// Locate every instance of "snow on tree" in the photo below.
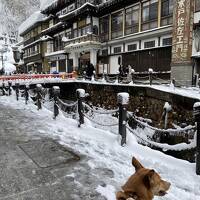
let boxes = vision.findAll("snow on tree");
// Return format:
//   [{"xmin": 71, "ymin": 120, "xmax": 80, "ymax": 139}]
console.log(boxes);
[{"xmin": 0, "ymin": 0, "xmax": 40, "ymax": 37}]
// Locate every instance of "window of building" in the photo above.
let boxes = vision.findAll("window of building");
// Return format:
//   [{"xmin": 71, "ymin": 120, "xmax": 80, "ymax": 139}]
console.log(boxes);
[
  {"xmin": 61, "ymin": 7, "xmax": 68, "ymax": 15},
  {"xmin": 24, "ymin": 32, "xmax": 31, "ymax": 41},
  {"xmin": 68, "ymin": 3, "xmax": 75, "ymax": 11},
  {"xmin": 99, "ymin": 16, "xmax": 109, "ymax": 42},
  {"xmin": 161, "ymin": 0, "xmax": 174, "ymax": 26},
  {"xmin": 42, "ymin": 22, "xmax": 49, "ymax": 31},
  {"xmin": 125, "ymin": 5, "xmax": 140, "ymax": 35},
  {"xmin": 195, "ymin": 0, "xmax": 200, "ymax": 12},
  {"xmin": 54, "ymin": 35, "xmax": 64, "ymax": 51},
  {"xmin": 111, "ymin": 11, "xmax": 123, "ymax": 39},
  {"xmin": 65, "ymin": 31, "xmax": 72, "ymax": 39},
  {"xmin": 144, "ymin": 40, "xmax": 155, "ymax": 48},
  {"xmin": 73, "ymin": 19, "xmax": 91, "ymax": 38},
  {"xmin": 162, "ymin": 37, "xmax": 172, "ymax": 46},
  {"xmin": 51, "ymin": 61, "xmax": 57, "ymax": 68},
  {"xmin": 142, "ymin": 0, "xmax": 158, "ymax": 31},
  {"xmin": 113, "ymin": 46, "xmax": 122, "ymax": 54},
  {"xmin": 33, "ymin": 27, "xmax": 38, "ymax": 37},
  {"xmin": 59, "ymin": 59, "xmax": 66, "ymax": 72},
  {"xmin": 127, "ymin": 44, "xmax": 137, "ymax": 51}
]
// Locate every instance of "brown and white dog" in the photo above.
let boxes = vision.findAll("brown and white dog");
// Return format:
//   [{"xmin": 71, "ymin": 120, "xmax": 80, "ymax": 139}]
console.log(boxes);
[{"xmin": 116, "ymin": 157, "xmax": 171, "ymax": 200}]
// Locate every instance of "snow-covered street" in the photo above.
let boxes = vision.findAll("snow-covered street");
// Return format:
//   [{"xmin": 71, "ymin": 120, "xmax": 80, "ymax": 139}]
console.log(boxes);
[{"xmin": 0, "ymin": 94, "xmax": 200, "ymax": 200}]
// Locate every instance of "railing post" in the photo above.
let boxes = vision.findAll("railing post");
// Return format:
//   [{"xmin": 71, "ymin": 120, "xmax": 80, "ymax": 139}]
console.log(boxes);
[
  {"xmin": 52, "ymin": 86, "xmax": 60, "ymax": 119},
  {"xmin": 162, "ymin": 102, "xmax": 172, "ymax": 129},
  {"xmin": 25, "ymin": 84, "xmax": 29, "ymax": 105},
  {"xmin": 76, "ymin": 89, "xmax": 85, "ymax": 127},
  {"xmin": 118, "ymin": 92, "xmax": 129, "ymax": 146},
  {"xmin": 36, "ymin": 84, "xmax": 42, "ymax": 110},
  {"xmin": 149, "ymin": 68, "xmax": 153, "ymax": 86},
  {"xmin": 194, "ymin": 102, "xmax": 200, "ymax": 175},
  {"xmin": 8, "ymin": 81, "xmax": 12, "ymax": 96},
  {"xmin": 15, "ymin": 82, "xmax": 19, "ymax": 101}
]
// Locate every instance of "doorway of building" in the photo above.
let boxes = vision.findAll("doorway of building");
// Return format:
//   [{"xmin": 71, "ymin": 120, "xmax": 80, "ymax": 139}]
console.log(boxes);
[
  {"xmin": 78, "ymin": 52, "xmax": 90, "ymax": 75},
  {"xmin": 67, "ymin": 59, "xmax": 73, "ymax": 73},
  {"xmin": 195, "ymin": 58, "xmax": 200, "ymax": 74}
]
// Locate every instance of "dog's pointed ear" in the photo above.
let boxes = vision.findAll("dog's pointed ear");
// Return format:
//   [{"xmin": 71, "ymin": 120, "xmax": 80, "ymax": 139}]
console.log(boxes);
[
  {"xmin": 143, "ymin": 170, "xmax": 155, "ymax": 189},
  {"xmin": 132, "ymin": 157, "xmax": 144, "ymax": 171}
]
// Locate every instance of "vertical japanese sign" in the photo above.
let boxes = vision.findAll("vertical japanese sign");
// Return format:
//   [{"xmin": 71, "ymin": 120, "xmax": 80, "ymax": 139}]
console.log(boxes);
[{"xmin": 172, "ymin": 0, "xmax": 194, "ymax": 64}]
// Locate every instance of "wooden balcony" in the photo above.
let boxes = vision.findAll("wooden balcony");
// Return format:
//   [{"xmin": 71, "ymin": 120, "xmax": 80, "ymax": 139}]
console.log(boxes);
[
  {"xmin": 65, "ymin": 34, "xmax": 99, "ymax": 45},
  {"xmin": 64, "ymin": 34, "xmax": 101, "ymax": 53}
]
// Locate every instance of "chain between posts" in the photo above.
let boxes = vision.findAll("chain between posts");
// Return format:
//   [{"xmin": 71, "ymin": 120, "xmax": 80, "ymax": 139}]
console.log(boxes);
[
  {"xmin": 128, "ymin": 112, "xmax": 196, "ymax": 135},
  {"xmin": 126, "ymin": 125, "xmax": 196, "ymax": 151},
  {"xmin": 83, "ymin": 103, "xmax": 119, "ymax": 115}
]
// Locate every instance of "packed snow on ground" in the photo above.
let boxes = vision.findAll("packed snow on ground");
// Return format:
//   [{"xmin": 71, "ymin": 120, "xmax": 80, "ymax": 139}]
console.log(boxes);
[{"xmin": 0, "ymin": 93, "xmax": 200, "ymax": 200}]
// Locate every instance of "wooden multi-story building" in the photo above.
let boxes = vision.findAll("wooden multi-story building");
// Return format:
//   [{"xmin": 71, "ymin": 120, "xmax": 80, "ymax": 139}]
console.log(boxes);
[
  {"xmin": 18, "ymin": 0, "xmax": 199, "ymax": 85},
  {"xmin": 19, "ymin": 11, "xmax": 50, "ymax": 73}
]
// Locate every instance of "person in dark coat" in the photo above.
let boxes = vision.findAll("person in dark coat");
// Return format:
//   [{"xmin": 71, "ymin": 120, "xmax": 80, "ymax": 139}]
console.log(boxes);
[{"xmin": 86, "ymin": 62, "xmax": 95, "ymax": 79}]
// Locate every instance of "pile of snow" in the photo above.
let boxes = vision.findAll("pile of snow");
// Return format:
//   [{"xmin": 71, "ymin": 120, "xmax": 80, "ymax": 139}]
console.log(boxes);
[
  {"xmin": 163, "ymin": 102, "xmax": 172, "ymax": 112},
  {"xmin": 0, "ymin": 94, "xmax": 200, "ymax": 200},
  {"xmin": 117, "ymin": 92, "xmax": 129, "ymax": 105}
]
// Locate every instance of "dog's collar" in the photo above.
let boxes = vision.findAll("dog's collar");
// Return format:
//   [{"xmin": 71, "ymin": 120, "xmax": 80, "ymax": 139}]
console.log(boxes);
[
  {"xmin": 127, "ymin": 193, "xmax": 139, "ymax": 200},
  {"xmin": 127, "ymin": 197, "xmax": 138, "ymax": 200}
]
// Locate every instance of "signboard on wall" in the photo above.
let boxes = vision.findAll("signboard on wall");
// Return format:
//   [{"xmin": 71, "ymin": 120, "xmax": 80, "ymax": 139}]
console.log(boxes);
[{"xmin": 172, "ymin": 0, "xmax": 194, "ymax": 64}]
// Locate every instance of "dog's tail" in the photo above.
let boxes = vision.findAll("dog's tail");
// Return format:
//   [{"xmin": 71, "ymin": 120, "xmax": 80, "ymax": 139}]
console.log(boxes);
[{"xmin": 132, "ymin": 157, "xmax": 144, "ymax": 171}]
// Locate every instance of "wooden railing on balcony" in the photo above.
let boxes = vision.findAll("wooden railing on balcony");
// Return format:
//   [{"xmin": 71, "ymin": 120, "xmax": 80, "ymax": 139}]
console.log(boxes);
[{"xmin": 65, "ymin": 34, "xmax": 100, "ymax": 46}]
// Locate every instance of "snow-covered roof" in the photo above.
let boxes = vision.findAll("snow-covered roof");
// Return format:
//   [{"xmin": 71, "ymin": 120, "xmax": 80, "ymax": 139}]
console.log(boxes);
[
  {"xmin": 59, "ymin": 2, "xmax": 96, "ymax": 19},
  {"xmin": 40, "ymin": 0, "xmax": 59, "ymax": 12},
  {"xmin": 18, "ymin": 11, "xmax": 47, "ymax": 36}
]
